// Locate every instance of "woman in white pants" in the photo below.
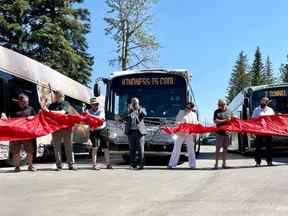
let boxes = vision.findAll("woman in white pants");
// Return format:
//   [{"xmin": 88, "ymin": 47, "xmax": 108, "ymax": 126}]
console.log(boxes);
[{"xmin": 168, "ymin": 102, "xmax": 198, "ymax": 169}]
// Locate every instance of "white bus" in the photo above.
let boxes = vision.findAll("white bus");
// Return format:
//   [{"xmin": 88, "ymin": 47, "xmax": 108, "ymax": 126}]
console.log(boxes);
[
  {"xmin": 0, "ymin": 46, "xmax": 93, "ymax": 164},
  {"xmin": 228, "ymin": 83, "xmax": 288, "ymax": 153},
  {"xmin": 95, "ymin": 69, "xmax": 199, "ymax": 159}
]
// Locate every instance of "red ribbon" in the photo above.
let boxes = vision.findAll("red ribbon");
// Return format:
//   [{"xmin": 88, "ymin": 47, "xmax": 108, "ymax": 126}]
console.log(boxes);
[
  {"xmin": 0, "ymin": 111, "xmax": 104, "ymax": 141},
  {"xmin": 162, "ymin": 115, "xmax": 288, "ymax": 136}
]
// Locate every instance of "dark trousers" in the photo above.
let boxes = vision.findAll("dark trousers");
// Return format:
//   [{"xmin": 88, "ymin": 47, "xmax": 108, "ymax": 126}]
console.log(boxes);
[
  {"xmin": 255, "ymin": 136, "xmax": 272, "ymax": 164},
  {"xmin": 128, "ymin": 130, "xmax": 145, "ymax": 168}
]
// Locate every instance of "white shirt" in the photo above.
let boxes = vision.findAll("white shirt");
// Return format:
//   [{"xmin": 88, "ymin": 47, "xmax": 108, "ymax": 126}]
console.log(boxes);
[
  {"xmin": 252, "ymin": 106, "xmax": 275, "ymax": 118},
  {"xmin": 176, "ymin": 110, "xmax": 198, "ymax": 124}
]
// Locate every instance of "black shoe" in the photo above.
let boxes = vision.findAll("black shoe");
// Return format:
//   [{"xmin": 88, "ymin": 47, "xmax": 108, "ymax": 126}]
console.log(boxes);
[
  {"xmin": 68, "ymin": 165, "xmax": 77, "ymax": 170},
  {"xmin": 137, "ymin": 166, "xmax": 144, "ymax": 170},
  {"xmin": 14, "ymin": 167, "xmax": 21, "ymax": 172},
  {"xmin": 28, "ymin": 166, "xmax": 37, "ymax": 172},
  {"xmin": 106, "ymin": 164, "xmax": 113, "ymax": 169},
  {"xmin": 255, "ymin": 163, "xmax": 261, "ymax": 167},
  {"xmin": 267, "ymin": 162, "xmax": 273, "ymax": 166},
  {"xmin": 56, "ymin": 166, "xmax": 63, "ymax": 171}
]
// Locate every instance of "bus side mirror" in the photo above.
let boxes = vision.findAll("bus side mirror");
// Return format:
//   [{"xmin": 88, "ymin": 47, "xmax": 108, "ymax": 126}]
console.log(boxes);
[
  {"xmin": 244, "ymin": 97, "xmax": 249, "ymax": 107},
  {"xmin": 94, "ymin": 83, "xmax": 100, "ymax": 97}
]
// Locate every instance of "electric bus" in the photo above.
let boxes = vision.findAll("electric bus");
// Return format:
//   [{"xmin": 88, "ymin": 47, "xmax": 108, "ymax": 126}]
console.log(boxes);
[{"xmin": 228, "ymin": 83, "xmax": 288, "ymax": 153}]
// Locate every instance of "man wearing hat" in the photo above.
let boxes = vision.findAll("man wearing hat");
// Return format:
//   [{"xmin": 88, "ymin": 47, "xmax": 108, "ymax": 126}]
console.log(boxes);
[
  {"xmin": 252, "ymin": 96, "xmax": 275, "ymax": 166},
  {"xmin": 45, "ymin": 90, "xmax": 76, "ymax": 170},
  {"xmin": 1, "ymin": 93, "xmax": 36, "ymax": 172},
  {"xmin": 87, "ymin": 97, "xmax": 112, "ymax": 170}
]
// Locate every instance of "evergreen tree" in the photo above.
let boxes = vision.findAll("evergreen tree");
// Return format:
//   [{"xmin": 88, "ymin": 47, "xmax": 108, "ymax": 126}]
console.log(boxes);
[
  {"xmin": 0, "ymin": 0, "xmax": 93, "ymax": 85},
  {"xmin": 280, "ymin": 55, "xmax": 288, "ymax": 83},
  {"xmin": 104, "ymin": 0, "xmax": 159, "ymax": 70},
  {"xmin": 264, "ymin": 56, "xmax": 274, "ymax": 84},
  {"xmin": 227, "ymin": 51, "xmax": 250, "ymax": 102},
  {"xmin": 250, "ymin": 47, "xmax": 265, "ymax": 86}
]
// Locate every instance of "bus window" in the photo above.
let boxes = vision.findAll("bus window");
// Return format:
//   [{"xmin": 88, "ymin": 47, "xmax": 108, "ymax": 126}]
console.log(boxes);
[{"xmin": 7, "ymin": 76, "xmax": 39, "ymax": 115}]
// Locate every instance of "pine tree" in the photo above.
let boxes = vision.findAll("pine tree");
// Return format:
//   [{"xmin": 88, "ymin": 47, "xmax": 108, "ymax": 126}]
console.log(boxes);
[
  {"xmin": 280, "ymin": 55, "xmax": 288, "ymax": 83},
  {"xmin": 104, "ymin": 0, "xmax": 159, "ymax": 70},
  {"xmin": 250, "ymin": 47, "xmax": 265, "ymax": 86},
  {"xmin": 0, "ymin": 0, "xmax": 93, "ymax": 85},
  {"xmin": 227, "ymin": 51, "xmax": 250, "ymax": 102},
  {"xmin": 264, "ymin": 56, "xmax": 274, "ymax": 84}
]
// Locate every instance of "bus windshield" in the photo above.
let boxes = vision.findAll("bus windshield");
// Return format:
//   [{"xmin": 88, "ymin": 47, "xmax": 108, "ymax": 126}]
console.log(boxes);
[
  {"xmin": 108, "ymin": 73, "xmax": 187, "ymax": 119},
  {"xmin": 252, "ymin": 87, "xmax": 288, "ymax": 114}
]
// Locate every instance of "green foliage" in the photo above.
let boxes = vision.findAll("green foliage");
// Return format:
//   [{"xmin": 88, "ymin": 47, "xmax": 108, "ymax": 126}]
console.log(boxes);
[
  {"xmin": 0, "ymin": 0, "xmax": 93, "ymax": 85},
  {"xmin": 280, "ymin": 55, "xmax": 288, "ymax": 83},
  {"xmin": 264, "ymin": 56, "xmax": 274, "ymax": 84},
  {"xmin": 104, "ymin": 0, "xmax": 160, "ymax": 70},
  {"xmin": 227, "ymin": 51, "xmax": 250, "ymax": 102},
  {"xmin": 250, "ymin": 47, "xmax": 265, "ymax": 86}
]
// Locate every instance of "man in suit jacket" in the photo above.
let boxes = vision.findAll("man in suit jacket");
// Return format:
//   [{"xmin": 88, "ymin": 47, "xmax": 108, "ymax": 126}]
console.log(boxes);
[{"xmin": 125, "ymin": 97, "xmax": 147, "ymax": 170}]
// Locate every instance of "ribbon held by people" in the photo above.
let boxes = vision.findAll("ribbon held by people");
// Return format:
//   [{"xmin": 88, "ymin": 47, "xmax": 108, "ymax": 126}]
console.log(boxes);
[
  {"xmin": 162, "ymin": 114, "xmax": 288, "ymax": 136},
  {"xmin": 0, "ymin": 110, "xmax": 104, "ymax": 141}
]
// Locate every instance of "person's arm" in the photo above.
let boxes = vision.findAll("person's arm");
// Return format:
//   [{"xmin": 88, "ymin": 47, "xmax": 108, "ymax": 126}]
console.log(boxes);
[
  {"xmin": 251, "ymin": 108, "xmax": 258, "ymax": 118},
  {"xmin": 139, "ymin": 108, "xmax": 146, "ymax": 121}
]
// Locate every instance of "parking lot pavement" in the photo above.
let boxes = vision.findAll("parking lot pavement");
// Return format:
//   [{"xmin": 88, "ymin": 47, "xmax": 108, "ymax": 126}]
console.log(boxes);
[{"xmin": 1, "ymin": 146, "xmax": 288, "ymax": 216}]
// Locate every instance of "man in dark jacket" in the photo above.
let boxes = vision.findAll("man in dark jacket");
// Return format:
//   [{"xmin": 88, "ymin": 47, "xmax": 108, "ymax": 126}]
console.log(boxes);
[{"xmin": 125, "ymin": 97, "xmax": 147, "ymax": 170}]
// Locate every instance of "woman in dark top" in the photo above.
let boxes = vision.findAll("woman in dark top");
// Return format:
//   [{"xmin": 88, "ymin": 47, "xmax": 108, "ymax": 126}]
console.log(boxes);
[{"xmin": 125, "ymin": 97, "xmax": 147, "ymax": 170}]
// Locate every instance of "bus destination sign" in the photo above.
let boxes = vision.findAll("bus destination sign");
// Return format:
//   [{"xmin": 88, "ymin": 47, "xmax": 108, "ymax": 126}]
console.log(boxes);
[
  {"xmin": 121, "ymin": 77, "xmax": 175, "ymax": 86},
  {"xmin": 269, "ymin": 89, "xmax": 286, "ymax": 97}
]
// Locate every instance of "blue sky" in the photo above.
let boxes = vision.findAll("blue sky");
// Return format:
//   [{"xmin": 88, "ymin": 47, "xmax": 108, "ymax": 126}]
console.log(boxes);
[{"xmin": 83, "ymin": 0, "xmax": 288, "ymax": 122}]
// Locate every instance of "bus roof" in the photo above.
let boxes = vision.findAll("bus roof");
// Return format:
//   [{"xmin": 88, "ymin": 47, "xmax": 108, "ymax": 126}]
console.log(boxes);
[
  {"xmin": 245, "ymin": 83, "xmax": 288, "ymax": 93},
  {"xmin": 108, "ymin": 69, "xmax": 191, "ymax": 82},
  {"xmin": 0, "ymin": 46, "xmax": 93, "ymax": 103}
]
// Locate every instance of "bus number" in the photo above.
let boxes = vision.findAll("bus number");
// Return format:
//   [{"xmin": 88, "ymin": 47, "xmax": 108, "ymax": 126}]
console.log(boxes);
[{"xmin": 269, "ymin": 90, "xmax": 286, "ymax": 97}]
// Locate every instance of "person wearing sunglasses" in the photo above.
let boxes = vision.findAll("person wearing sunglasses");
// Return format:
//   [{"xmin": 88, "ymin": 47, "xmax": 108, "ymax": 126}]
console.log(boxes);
[{"xmin": 168, "ymin": 102, "xmax": 198, "ymax": 169}]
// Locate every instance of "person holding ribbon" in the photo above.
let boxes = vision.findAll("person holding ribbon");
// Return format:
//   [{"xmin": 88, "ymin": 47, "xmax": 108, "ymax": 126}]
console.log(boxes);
[
  {"xmin": 168, "ymin": 102, "xmax": 198, "ymax": 169},
  {"xmin": 252, "ymin": 97, "xmax": 275, "ymax": 167},
  {"xmin": 1, "ymin": 94, "xmax": 36, "ymax": 172},
  {"xmin": 213, "ymin": 99, "xmax": 232, "ymax": 169},
  {"xmin": 87, "ymin": 97, "xmax": 112, "ymax": 170}
]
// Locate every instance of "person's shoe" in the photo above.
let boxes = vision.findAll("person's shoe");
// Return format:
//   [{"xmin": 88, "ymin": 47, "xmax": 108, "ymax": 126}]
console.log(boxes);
[
  {"xmin": 56, "ymin": 166, "xmax": 63, "ymax": 171},
  {"xmin": 213, "ymin": 164, "xmax": 218, "ymax": 170},
  {"xmin": 189, "ymin": 167, "xmax": 196, "ymax": 170},
  {"xmin": 92, "ymin": 165, "xmax": 101, "ymax": 170},
  {"xmin": 167, "ymin": 166, "xmax": 173, "ymax": 169},
  {"xmin": 129, "ymin": 166, "xmax": 137, "ymax": 170},
  {"xmin": 28, "ymin": 166, "xmax": 37, "ymax": 172},
  {"xmin": 68, "ymin": 165, "xmax": 77, "ymax": 170},
  {"xmin": 267, "ymin": 162, "xmax": 273, "ymax": 166},
  {"xmin": 255, "ymin": 163, "xmax": 261, "ymax": 167},
  {"xmin": 222, "ymin": 164, "xmax": 228, "ymax": 169},
  {"xmin": 14, "ymin": 167, "xmax": 21, "ymax": 172},
  {"xmin": 137, "ymin": 166, "xmax": 144, "ymax": 170},
  {"xmin": 106, "ymin": 164, "xmax": 113, "ymax": 169}
]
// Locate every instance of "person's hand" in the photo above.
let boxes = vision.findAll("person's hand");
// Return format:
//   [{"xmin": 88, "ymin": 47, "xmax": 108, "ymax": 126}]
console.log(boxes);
[
  {"xmin": 1, "ymin": 113, "xmax": 8, "ymax": 121},
  {"xmin": 42, "ymin": 105, "xmax": 49, "ymax": 112},
  {"xmin": 27, "ymin": 116, "xmax": 34, "ymax": 120}
]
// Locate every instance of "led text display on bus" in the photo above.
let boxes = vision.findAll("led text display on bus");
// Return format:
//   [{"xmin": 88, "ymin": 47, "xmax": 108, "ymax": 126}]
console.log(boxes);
[{"xmin": 121, "ymin": 77, "xmax": 175, "ymax": 86}]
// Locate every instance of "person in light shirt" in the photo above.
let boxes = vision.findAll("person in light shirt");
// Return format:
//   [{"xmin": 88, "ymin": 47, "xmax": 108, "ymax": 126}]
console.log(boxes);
[
  {"xmin": 252, "ymin": 96, "xmax": 275, "ymax": 167},
  {"xmin": 87, "ymin": 97, "xmax": 112, "ymax": 170},
  {"xmin": 168, "ymin": 102, "xmax": 198, "ymax": 169}
]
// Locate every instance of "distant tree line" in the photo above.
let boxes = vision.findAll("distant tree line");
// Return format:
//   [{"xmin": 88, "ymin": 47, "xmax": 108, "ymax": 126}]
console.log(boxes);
[{"xmin": 227, "ymin": 46, "xmax": 288, "ymax": 102}]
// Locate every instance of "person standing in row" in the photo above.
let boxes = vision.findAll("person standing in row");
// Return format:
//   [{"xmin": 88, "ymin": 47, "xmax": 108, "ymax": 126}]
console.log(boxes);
[
  {"xmin": 1, "ymin": 94, "xmax": 36, "ymax": 172},
  {"xmin": 44, "ymin": 90, "xmax": 76, "ymax": 171},
  {"xmin": 125, "ymin": 98, "xmax": 147, "ymax": 170},
  {"xmin": 87, "ymin": 97, "xmax": 112, "ymax": 170},
  {"xmin": 213, "ymin": 99, "xmax": 232, "ymax": 169},
  {"xmin": 168, "ymin": 102, "xmax": 198, "ymax": 169},
  {"xmin": 252, "ymin": 97, "xmax": 275, "ymax": 167}
]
